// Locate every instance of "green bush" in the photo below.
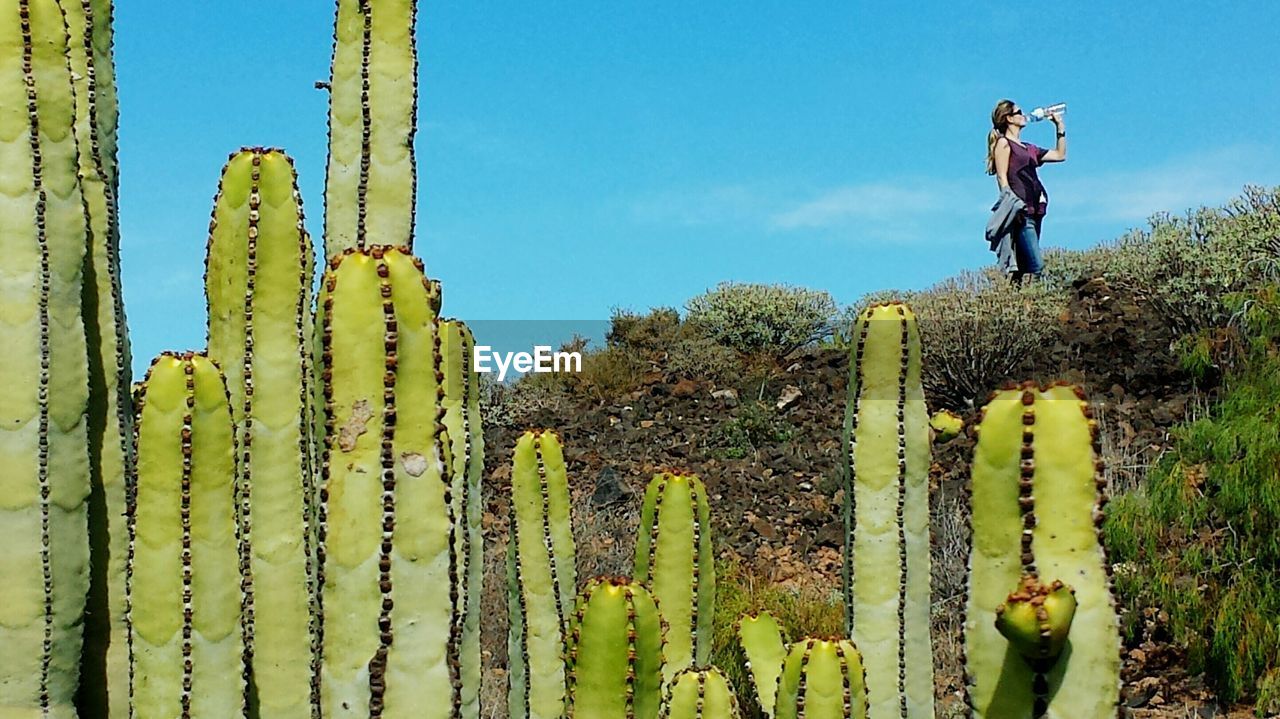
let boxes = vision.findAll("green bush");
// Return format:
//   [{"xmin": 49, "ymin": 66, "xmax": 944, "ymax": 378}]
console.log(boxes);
[
  {"xmin": 574, "ymin": 345, "xmax": 647, "ymax": 401},
  {"xmin": 1108, "ymin": 284, "xmax": 1280, "ymax": 713},
  {"xmin": 1074, "ymin": 185, "xmax": 1280, "ymax": 334},
  {"xmin": 686, "ymin": 282, "xmax": 837, "ymax": 360},
  {"xmin": 666, "ymin": 336, "xmax": 743, "ymax": 384}
]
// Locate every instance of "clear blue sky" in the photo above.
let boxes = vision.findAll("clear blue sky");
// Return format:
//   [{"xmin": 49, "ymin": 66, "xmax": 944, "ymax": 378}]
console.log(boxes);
[{"xmin": 116, "ymin": 2, "xmax": 1280, "ymax": 376}]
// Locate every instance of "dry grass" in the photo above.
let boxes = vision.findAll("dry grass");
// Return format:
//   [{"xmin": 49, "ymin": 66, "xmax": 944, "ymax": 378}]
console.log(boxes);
[
  {"xmin": 478, "ymin": 468, "xmax": 642, "ymax": 718},
  {"xmin": 930, "ymin": 481, "xmax": 970, "ymax": 705}
]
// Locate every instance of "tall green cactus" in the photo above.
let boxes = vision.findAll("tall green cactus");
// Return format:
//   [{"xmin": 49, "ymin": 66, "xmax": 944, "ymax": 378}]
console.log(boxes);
[
  {"xmin": 774, "ymin": 638, "xmax": 869, "ymax": 719},
  {"xmin": 658, "ymin": 666, "xmax": 741, "ymax": 719},
  {"xmin": 964, "ymin": 382, "xmax": 1120, "ymax": 719},
  {"xmin": 205, "ymin": 147, "xmax": 318, "ymax": 718},
  {"xmin": 736, "ymin": 612, "xmax": 787, "ymax": 719},
  {"xmin": 129, "ymin": 353, "xmax": 246, "ymax": 718},
  {"xmin": 316, "ymin": 245, "xmax": 459, "ymax": 718},
  {"xmin": 440, "ymin": 319, "xmax": 484, "ymax": 719},
  {"xmin": 506, "ymin": 429, "xmax": 577, "ymax": 719},
  {"xmin": 0, "ymin": 1, "xmax": 93, "ymax": 714},
  {"xmin": 323, "ymin": 0, "xmax": 418, "ymax": 258},
  {"xmin": 840, "ymin": 302, "xmax": 933, "ymax": 718},
  {"xmin": 565, "ymin": 577, "xmax": 666, "ymax": 719},
  {"xmin": 59, "ymin": 0, "xmax": 134, "ymax": 715},
  {"xmin": 634, "ymin": 472, "xmax": 715, "ymax": 681}
]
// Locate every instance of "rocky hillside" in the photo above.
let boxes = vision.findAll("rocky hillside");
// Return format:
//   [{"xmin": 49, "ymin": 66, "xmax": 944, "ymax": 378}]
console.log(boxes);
[{"xmin": 475, "ymin": 274, "xmax": 1256, "ymax": 718}]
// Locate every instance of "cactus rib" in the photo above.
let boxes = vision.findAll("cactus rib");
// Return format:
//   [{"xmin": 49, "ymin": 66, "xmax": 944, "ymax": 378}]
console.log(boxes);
[
  {"xmin": 323, "ymin": 0, "xmax": 418, "ymax": 258},
  {"xmin": 0, "ymin": 1, "xmax": 92, "ymax": 713},
  {"xmin": 735, "ymin": 612, "xmax": 787, "ymax": 719},
  {"xmin": 506, "ymin": 429, "xmax": 576, "ymax": 719},
  {"xmin": 441, "ymin": 319, "xmax": 484, "ymax": 719},
  {"xmin": 775, "ymin": 638, "xmax": 868, "ymax": 719},
  {"xmin": 63, "ymin": 0, "xmax": 135, "ymax": 713},
  {"xmin": 634, "ymin": 472, "xmax": 715, "ymax": 679},
  {"xmin": 129, "ymin": 353, "xmax": 246, "ymax": 719},
  {"xmin": 840, "ymin": 303, "xmax": 933, "ymax": 718},
  {"xmin": 205, "ymin": 147, "xmax": 319, "ymax": 718},
  {"xmin": 565, "ymin": 577, "xmax": 666, "ymax": 719},
  {"xmin": 317, "ymin": 246, "xmax": 457, "ymax": 719},
  {"xmin": 964, "ymin": 382, "xmax": 1121, "ymax": 719},
  {"xmin": 658, "ymin": 666, "xmax": 741, "ymax": 719}
]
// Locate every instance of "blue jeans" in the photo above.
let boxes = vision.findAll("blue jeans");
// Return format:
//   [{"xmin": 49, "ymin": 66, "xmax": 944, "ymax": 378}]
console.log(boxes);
[{"xmin": 1011, "ymin": 214, "xmax": 1044, "ymax": 281}]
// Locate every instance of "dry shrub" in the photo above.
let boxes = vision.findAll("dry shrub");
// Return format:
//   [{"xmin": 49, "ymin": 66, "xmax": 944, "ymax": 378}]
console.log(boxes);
[
  {"xmin": 609, "ymin": 306, "xmax": 746, "ymax": 382},
  {"xmin": 1076, "ymin": 185, "xmax": 1280, "ymax": 334},
  {"xmin": 909, "ymin": 268, "xmax": 1067, "ymax": 410},
  {"xmin": 573, "ymin": 346, "xmax": 646, "ymax": 401}
]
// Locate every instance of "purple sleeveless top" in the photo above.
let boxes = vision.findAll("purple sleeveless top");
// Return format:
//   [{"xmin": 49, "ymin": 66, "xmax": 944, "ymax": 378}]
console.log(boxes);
[{"xmin": 1006, "ymin": 139, "xmax": 1048, "ymax": 216}]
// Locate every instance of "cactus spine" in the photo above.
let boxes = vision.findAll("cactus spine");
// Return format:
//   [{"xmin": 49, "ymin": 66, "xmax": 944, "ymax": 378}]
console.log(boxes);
[
  {"xmin": 634, "ymin": 471, "xmax": 715, "ymax": 680},
  {"xmin": 205, "ymin": 148, "xmax": 318, "ymax": 718},
  {"xmin": 440, "ymin": 319, "xmax": 484, "ymax": 719},
  {"xmin": 0, "ymin": 1, "xmax": 93, "ymax": 714},
  {"xmin": 129, "ymin": 353, "xmax": 246, "ymax": 718},
  {"xmin": 317, "ymin": 246, "xmax": 458, "ymax": 719},
  {"xmin": 840, "ymin": 302, "xmax": 933, "ymax": 718},
  {"xmin": 658, "ymin": 666, "xmax": 741, "ymax": 719},
  {"xmin": 774, "ymin": 639, "xmax": 869, "ymax": 719},
  {"xmin": 964, "ymin": 382, "xmax": 1120, "ymax": 719},
  {"xmin": 736, "ymin": 612, "xmax": 787, "ymax": 719},
  {"xmin": 506, "ymin": 429, "xmax": 576, "ymax": 719},
  {"xmin": 565, "ymin": 577, "xmax": 666, "ymax": 719},
  {"xmin": 323, "ymin": 0, "xmax": 418, "ymax": 258}
]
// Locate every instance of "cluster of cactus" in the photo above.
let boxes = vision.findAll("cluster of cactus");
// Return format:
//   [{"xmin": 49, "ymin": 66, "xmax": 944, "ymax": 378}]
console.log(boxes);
[
  {"xmin": 0, "ymin": 1, "xmax": 1130, "ymax": 718},
  {"xmin": 502, "ymin": 430, "xmax": 880, "ymax": 719},
  {"xmin": 2, "ymin": 0, "xmax": 492, "ymax": 716}
]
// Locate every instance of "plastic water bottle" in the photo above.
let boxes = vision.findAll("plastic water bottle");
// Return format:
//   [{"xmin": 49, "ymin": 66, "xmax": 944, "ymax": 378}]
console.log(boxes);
[{"xmin": 1029, "ymin": 103, "xmax": 1067, "ymax": 122}]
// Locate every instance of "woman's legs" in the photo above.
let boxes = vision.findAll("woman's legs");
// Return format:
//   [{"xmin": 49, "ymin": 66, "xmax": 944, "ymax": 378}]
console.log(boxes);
[{"xmin": 1013, "ymin": 215, "xmax": 1045, "ymax": 281}]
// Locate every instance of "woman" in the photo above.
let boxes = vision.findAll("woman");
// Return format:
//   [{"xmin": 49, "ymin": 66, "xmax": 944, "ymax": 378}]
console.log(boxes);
[{"xmin": 986, "ymin": 99, "xmax": 1066, "ymax": 282}]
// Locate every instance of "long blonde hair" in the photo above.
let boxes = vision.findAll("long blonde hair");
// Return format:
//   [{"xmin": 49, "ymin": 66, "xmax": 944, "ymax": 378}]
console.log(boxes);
[{"xmin": 985, "ymin": 99, "xmax": 1017, "ymax": 175}]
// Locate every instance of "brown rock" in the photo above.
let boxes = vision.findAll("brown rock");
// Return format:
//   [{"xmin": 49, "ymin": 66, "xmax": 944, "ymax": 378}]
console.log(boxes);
[{"xmin": 672, "ymin": 378, "xmax": 698, "ymax": 398}]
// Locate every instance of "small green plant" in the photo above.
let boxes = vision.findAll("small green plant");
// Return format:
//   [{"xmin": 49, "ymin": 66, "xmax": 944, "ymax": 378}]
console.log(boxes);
[{"xmin": 709, "ymin": 402, "xmax": 794, "ymax": 460}]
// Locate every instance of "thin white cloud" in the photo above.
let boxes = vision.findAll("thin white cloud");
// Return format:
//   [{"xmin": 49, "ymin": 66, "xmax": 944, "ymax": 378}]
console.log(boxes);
[
  {"xmin": 1050, "ymin": 144, "xmax": 1279, "ymax": 224},
  {"xmin": 629, "ymin": 183, "xmax": 772, "ymax": 227},
  {"xmin": 627, "ymin": 143, "xmax": 1279, "ymax": 243},
  {"xmin": 769, "ymin": 181, "xmax": 970, "ymax": 229}
]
